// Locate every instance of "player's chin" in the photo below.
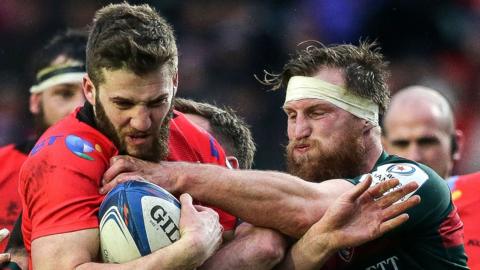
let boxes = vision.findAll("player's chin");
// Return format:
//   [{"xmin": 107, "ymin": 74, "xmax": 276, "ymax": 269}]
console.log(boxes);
[{"xmin": 126, "ymin": 146, "xmax": 153, "ymax": 159}]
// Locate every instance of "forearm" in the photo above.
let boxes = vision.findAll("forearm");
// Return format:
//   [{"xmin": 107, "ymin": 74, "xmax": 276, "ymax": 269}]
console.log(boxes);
[
  {"xmin": 199, "ymin": 224, "xmax": 288, "ymax": 270},
  {"xmin": 275, "ymin": 233, "xmax": 336, "ymax": 270},
  {"xmin": 34, "ymin": 228, "xmax": 211, "ymax": 270},
  {"xmin": 170, "ymin": 162, "xmax": 350, "ymax": 238},
  {"xmin": 75, "ymin": 237, "xmax": 203, "ymax": 270}
]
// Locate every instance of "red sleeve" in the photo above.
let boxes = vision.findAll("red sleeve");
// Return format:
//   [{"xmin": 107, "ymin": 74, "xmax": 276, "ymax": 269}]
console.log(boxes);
[{"xmin": 20, "ymin": 131, "xmax": 115, "ymax": 241}]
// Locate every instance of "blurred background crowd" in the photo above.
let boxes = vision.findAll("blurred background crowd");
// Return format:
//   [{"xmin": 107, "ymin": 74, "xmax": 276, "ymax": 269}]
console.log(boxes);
[{"xmin": 1, "ymin": 0, "xmax": 479, "ymax": 173}]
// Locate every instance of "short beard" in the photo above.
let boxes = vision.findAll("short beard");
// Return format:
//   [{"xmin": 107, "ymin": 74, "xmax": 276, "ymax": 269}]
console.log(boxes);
[
  {"xmin": 286, "ymin": 131, "xmax": 366, "ymax": 183},
  {"xmin": 94, "ymin": 96, "xmax": 172, "ymax": 162},
  {"xmin": 33, "ymin": 105, "xmax": 50, "ymax": 136}
]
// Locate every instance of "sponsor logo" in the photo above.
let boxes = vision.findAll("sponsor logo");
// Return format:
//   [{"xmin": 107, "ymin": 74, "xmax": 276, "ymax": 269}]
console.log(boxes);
[
  {"xmin": 150, "ymin": 205, "xmax": 180, "ymax": 243},
  {"xmin": 30, "ymin": 135, "xmax": 63, "ymax": 155},
  {"xmin": 467, "ymin": 239, "xmax": 480, "ymax": 247},
  {"xmin": 65, "ymin": 135, "xmax": 101, "ymax": 161},
  {"xmin": 338, "ymin": 247, "xmax": 354, "ymax": 262},
  {"xmin": 451, "ymin": 190, "xmax": 462, "ymax": 201},
  {"xmin": 209, "ymin": 136, "xmax": 220, "ymax": 160},
  {"xmin": 365, "ymin": 256, "xmax": 400, "ymax": 270},
  {"xmin": 386, "ymin": 164, "xmax": 416, "ymax": 175}
]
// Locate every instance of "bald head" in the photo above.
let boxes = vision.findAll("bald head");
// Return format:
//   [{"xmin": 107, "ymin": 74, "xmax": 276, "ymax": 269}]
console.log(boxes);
[
  {"xmin": 383, "ymin": 86, "xmax": 460, "ymax": 178},
  {"xmin": 385, "ymin": 86, "xmax": 455, "ymax": 135}
]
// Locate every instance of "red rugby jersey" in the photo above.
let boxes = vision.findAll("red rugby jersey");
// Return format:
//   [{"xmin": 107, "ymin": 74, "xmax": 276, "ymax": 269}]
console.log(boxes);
[
  {"xmin": 449, "ymin": 173, "xmax": 480, "ymax": 270},
  {"xmin": 0, "ymin": 142, "xmax": 32, "ymax": 251},
  {"xmin": 19, "ymin": 104, "xmax": 236, "ymax": 267}
]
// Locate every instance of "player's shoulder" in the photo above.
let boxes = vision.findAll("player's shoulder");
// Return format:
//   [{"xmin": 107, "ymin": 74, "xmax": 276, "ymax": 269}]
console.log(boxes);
[
  {"xmin": 0, "ymin": 143, "xmax": 16, "ymax": 156},
  {"xmin": 27, "ymin": 110, "xmax": 116, "ymax": 163},
  {"xmin": 373, "ymin": 153, "xmax": 440, "ymax": 187},
  {"xmin": 169, "ymin": 110, "xmax": 226, "ymax": 165},
  {"xmin": 171, "ymin": 110, "xmax": 209, "ymax": 139},
  {"xmin": 353, "ymin": 152, "xmax": 450, "ymax": 204},
  {"xmin": 449, "ymin": 172, "xmax": 480, "ymax": 190}
]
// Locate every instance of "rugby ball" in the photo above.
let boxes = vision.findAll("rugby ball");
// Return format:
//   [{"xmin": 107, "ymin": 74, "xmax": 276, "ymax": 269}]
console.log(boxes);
[{"xmin": 98, "ymin": 180, "xmax": 181, "ymax": 263}]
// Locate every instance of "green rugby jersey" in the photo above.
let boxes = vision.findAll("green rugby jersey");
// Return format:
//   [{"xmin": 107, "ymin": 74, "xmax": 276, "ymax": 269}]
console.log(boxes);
[{"xmin": 324, "ymin": 152, "xmax": 468, "ymax": 270}]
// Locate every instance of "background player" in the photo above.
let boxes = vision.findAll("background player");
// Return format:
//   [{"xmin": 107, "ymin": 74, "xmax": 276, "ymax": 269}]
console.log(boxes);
[
  {"xmin": 382, "ymin": 85, "xmax": 463, "ymax": 180},
  {"xmin": 0, "ymin": 30, "xmax": 87, "ymax": 268},
  {"xmin": 174, "ymin": 98, "xmax": 287, "ymax": 269}
]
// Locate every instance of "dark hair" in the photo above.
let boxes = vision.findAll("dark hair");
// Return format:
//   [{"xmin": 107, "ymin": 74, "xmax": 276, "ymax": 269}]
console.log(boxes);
[
  {"xmin": 174, "ymin": 98, "xmax": 256, "ymax": 169},
  {"xmin": 33, "ymin": 29, "xmax": 87, "ymax": 75},
  {"xmin": 86, "ymin": 3, "xmax": 178, "ymax": 87},
  {"xmin": 261, "ymin": 41, "xmax": 390, "ymax": 114}
]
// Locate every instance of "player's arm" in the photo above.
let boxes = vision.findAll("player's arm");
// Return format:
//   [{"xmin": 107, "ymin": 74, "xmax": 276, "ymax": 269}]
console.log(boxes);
[
  {"xmin": 275, "ymin": 176, "xmax": 421, "ymax": 270},
  {"xmin": 0, "ymin": 228, "xmax": 11, "ymax": 264},
  {"xmin": 4, "ymin": 213, "xmax": 28, "ymax": 270},
  {"xmin": 102, "ymin": 156, "xmax": 353, "ymax": 238},
  {"xmin": 32, "ymin": 194, "xmax": 222, "ymax": 270},
  {"xmin": 199, "ymin": 223, "xmax": 288, "ymax": 270}
]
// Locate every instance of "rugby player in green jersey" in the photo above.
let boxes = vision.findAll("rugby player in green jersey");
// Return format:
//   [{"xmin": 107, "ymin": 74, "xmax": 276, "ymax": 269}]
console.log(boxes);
[{"xmin": 102, "ymin": 42, "xmax": 467, "ymax": 269}]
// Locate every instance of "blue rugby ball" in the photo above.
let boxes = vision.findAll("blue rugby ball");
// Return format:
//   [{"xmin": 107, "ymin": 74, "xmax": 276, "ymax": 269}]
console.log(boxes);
[{"xmin": 98, "ymin": 180, "xmax": 181, "ymax": 263}]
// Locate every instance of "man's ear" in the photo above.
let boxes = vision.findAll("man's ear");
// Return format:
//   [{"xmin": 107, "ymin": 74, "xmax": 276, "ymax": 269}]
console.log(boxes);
[
  {"xmin": 172, "ymin": 71, "xmax": 178, "ymax": 96},
  {"xmin": 226, "ymin": 156, "xmax": 240, "ymax": 170},
  {"xmin": 452, "ymin": 129, "xmax": 464, "ymax": 161},
  {"xmin": 363, "ymin": 120, "xmax": 376, "ymax": 134},
  {"xmin": 29, "ymin": 93, "xmax": 42, "ymax": 114},
  {"xmin": 83, "ymin": 75, "xmax": 96, "ymax": 105}
]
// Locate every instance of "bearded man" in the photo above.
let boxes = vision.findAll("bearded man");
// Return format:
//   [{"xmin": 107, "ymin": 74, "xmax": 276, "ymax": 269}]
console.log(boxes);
[{"xmin": 103, "ymin": 42, "xmax": 468, "ymax": 269}]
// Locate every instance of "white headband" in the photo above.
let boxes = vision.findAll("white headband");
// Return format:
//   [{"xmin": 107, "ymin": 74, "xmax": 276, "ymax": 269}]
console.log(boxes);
[
  {"xmin": 285, "ymin": 76, "xmax": 379, "ymax": 125},
  {"xmin": 30, "ymin": 72, "xmax": 85, "ymax": 93},
  {"xmin": 30, "ymin": 63, "xmax": 85, "ymax": 93}
]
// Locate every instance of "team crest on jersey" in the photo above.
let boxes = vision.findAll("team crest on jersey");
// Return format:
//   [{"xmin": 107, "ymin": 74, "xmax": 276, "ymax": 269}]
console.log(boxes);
[
  {"xmin": 65, "ymin": 135, "xmax": 101, "ymax": 161},
  {"xmin": 338, "ymin": 247, "xmax": 354, "ymax": 262},
  {"xmin": 386, "ymin": 164, "xmax": 416, "ymax": 175}
]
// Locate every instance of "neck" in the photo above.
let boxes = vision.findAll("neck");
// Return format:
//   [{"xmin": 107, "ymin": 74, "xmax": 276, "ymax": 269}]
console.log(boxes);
[{"xmin": 362, "ymin": 128, "xmax": 384, "ymax": 173}]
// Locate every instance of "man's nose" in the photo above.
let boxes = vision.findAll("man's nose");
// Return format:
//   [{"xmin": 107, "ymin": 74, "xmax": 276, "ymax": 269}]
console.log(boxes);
[
  {"xmin": 130, "ymin": 106, "xmax": 152, "ymax": 131},
  {"xmin": 405, "ymin": 143, "xmax": 423, "ymax": 163},
  {"xmin": 294, "ymin": 115, "xmax": 312, "ymax": 140}
]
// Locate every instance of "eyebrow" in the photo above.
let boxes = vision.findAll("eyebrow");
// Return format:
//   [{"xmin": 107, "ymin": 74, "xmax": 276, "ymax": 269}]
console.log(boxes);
[
  {"xmin": 283, "ymin": 103, "xmax": 332, "ymax": 112},
  {"xmin": 110, "ymin": 93, "xmax": 169, "ymax": 105},
  {"xmin": 390, "ymin": 136, "xmax": 440, "ymax": 145}
]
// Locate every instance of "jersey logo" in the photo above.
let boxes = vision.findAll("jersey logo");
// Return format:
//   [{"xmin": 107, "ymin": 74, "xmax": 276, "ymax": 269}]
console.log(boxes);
[
  {"xmin": 338, "ymin": 247, "xmax": 354, "ymax": 262},
  {"xmin": 30, "ymin": 135, "xmax": 63, "ymax": 155},
  {"xmin": 451, "ymin": 190, "xmax": 462, "ymax": 201},
  {"xmin": 65, "ymin": 135, "xmax": 101, "ymax": 161},
  {"xmin": 209, "ymin": 136, "xmax": 220, "ymax": 160},
  {"xmin": 386, "ymin": 164, "xmax": 416, "ymax": 175},
  {"xmin": 361, "ymin": 162, "xmax": 428, "ymax": 204}
]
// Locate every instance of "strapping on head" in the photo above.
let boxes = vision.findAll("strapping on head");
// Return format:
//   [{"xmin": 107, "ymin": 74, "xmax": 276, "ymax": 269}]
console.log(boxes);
[
  {"xmin": 30, "ymin": 62, "xmax": 86, "ymax": 93},
  {"xmin": 285, "ymin": 76, "xmax": 379, "ymax": 125}
]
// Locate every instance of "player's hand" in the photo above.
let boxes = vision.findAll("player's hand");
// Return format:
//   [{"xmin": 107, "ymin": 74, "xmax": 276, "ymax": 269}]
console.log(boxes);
[
  {"xmin": 0, "ymin": 228, "xmax": 11, "ymax": 264},
  {"xmin": 178, "ymin": 193, "xmax": 223, "ymax": 266},
  {"xmin": 307, "ymin": 175, "xmax": 420, "ymax": 251},
  {"xmin": 101, "ymin": 155, "xmax": 183, "ymax": 194}
]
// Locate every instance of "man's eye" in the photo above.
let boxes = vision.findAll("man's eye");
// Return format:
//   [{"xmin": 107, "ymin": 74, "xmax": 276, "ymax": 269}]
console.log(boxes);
[
  {"xmin": 417, "ymin": 137, "xmax": 440, "ymax": 146},
  {"xmin": 287, "ymin": 114, "xmax": 296, "ymax": 120},
  {"xmin": 115, "ymin": 101, "xmax": 134, "ymax": 109},
  {"xmin": 309, "ymin": 111, "xmax": 325, "ymax": 118},
  {"xmin": 55, "ymin": 90, "xmax": 75, "ymax": 99},
  {"xmin": 148, "ymin": 98, "xmax": 168, "ymax": 107},
  {"xmin": 391, "ymin": 140, "xmax": 409, "ymax": 148}
]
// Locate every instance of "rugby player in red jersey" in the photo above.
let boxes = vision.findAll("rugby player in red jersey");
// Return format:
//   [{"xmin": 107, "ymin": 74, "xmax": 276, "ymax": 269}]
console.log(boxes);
[{"xmin": 0, "ymin": 30, "xmax": 87, "ymax": 269}]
